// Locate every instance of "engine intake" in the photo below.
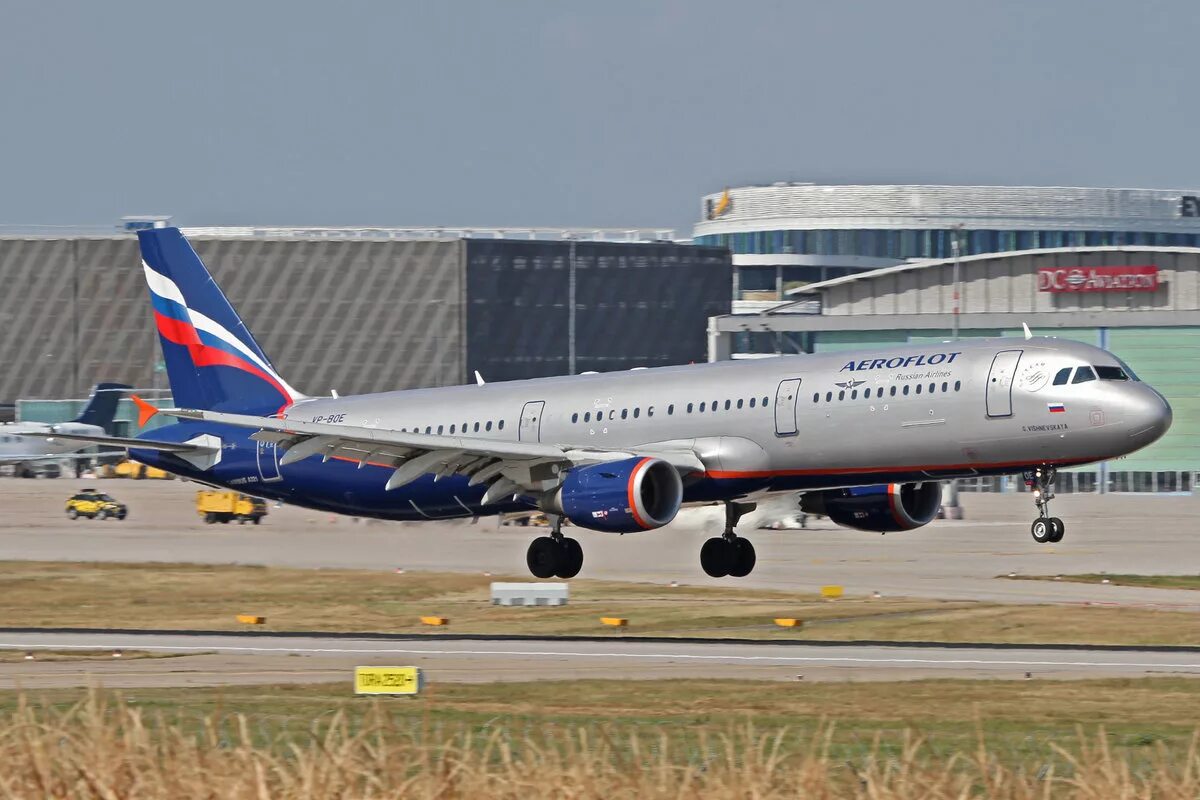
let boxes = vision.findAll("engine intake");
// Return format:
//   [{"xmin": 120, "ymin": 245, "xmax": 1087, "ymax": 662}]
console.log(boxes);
[
  {"xmin": 800, "ymin": 482, "xmax": 941, "ymax": 532},
  {"xmin": 547, "ymin": 457, "xmax": 683, "ymax": 533}
]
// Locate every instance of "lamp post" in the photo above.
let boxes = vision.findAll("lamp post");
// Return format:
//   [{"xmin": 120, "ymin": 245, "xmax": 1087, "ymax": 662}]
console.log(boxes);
[{"xmin": 944, "ymin": 224, "xmax": 965, "ymax": 519}]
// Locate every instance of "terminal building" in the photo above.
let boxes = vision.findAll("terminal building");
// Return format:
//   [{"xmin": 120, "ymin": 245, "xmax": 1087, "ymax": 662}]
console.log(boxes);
[
  {"xmin": 704, "ymin": 184, "xmax": 1200, "ymax": 492},
  {"xmin": 2, "ymin": 226, "xmax": 730, "ymax": 429}
]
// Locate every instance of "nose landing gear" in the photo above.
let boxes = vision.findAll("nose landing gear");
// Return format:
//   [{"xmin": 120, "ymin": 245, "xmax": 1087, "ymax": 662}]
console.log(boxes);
[
  {"xmin": 1025, "ymin": 467, "xmax": 1064, "ymax": 543},
  {"xmin": 700, "ymin": 501, "xmax": 758, "ymax": 578},
  {"xmin": 526, "ymin": 515, "xmax": 584, "ymax": 579}
]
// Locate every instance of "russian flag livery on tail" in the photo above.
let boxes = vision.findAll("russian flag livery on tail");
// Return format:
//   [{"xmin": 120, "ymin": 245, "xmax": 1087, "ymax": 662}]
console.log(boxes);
[{"xmin": 138, "ymin": 228, "xmax": 302, "ymax": 415}]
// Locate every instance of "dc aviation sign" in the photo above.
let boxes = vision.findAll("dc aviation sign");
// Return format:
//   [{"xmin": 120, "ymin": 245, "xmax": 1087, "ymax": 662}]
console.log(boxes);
[{"xmin": 1037, "ymin": 265, "xmax": 1159, "ymax": 293}]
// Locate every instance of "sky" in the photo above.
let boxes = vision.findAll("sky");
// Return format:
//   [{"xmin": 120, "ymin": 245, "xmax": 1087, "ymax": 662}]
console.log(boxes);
[{"xmin": 1, "ymin": 0, "xmax": 1196, "ymax": 234}]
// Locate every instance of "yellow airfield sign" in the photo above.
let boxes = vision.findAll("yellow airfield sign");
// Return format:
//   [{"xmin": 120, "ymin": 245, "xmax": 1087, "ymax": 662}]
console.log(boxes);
[{"xmin": 354, "ymin": 666, "xmax": 422, "ymax": 695}]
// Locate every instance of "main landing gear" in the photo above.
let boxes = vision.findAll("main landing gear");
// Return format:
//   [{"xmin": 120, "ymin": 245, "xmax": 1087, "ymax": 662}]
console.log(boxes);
[
  {"xmin": 700, "ymin": 501, "xmax": 758, "ymax": 578},
  {"xmin": 1025, "ymin": 467, "xmax": 1065, "ymax": 544},
  {"xmin": 526, "ymin": 515, "xmax": 584, "ymax": 579}
]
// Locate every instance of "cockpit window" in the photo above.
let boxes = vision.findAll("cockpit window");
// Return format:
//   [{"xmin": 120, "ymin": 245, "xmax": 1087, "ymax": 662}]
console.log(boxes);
[
  {"xmin": 1052, "ymin": 367, "xmax": 1072, "ymax": 386},
  {"xmin": 1072, "ymin": 366, "xmax": 1096, "ymax": 384},
  {"xmin": 1114, "ymin": 357, "xmax": 1140, "ymax": 381},
  {"xmin": 1095, "ymin": 365, "xmax": 1129, "ymax": 381}
]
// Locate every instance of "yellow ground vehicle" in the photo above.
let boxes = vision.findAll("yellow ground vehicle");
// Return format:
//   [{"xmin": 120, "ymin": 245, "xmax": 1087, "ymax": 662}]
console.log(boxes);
[
  {"xmin": 97, "ymin": 460, "xmax": 171, "ymax": 480},
  {"xmin": 66, "ymin": 490, "xmax": 128, "ymax": 521},
  {"xmin": 196, "ymin": 491, "xmax": 267, "ymax": 525}
]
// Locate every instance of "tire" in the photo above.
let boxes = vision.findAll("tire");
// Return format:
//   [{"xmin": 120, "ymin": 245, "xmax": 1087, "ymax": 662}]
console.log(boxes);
[
  {"xmin": 726, "ymin": 537, "xmax": 757, "ymax": 578},
  {"xmin": 204, "ymin": 512, "xmax": 216, "ymax": 524},
  {"xmin": 117, "ymin": 511, "xmax": 127, "ymax": 521},
  {"xmin": 526, "ymin": 536, "xmax": 561, "ymax": 579},
  {"xmin": 700, "ymin": 537, "xmax": 731, "ymax": 578},
  {"xmin": 1031, "ymin": 518, "xmax": 1053, "ymax": 543},
  {"xmin": 67, "ymin": 508, "xmax": 78, "ymax": 520},
  {"xmin": 97, "ymin": 509, "xmax": 109, "ymax": 521},
  {"xmin": 1047, "ymin": 517, "xmax": 1065, "ymax": 543},
  {"xmin": 555, "ymin": 538, "xmax": 584, "ymax": 579},
  {"xmin": 252, "ymin": 517, "xmax": 261, "ymax": 525}
]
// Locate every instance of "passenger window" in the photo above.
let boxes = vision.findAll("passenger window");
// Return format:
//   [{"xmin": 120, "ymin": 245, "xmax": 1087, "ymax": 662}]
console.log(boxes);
[
  {"xmin": 668, "ymin": 404, "xmax": 674, "ymax": 415},
  {"xmin": 825, "ymin": 391, "xmax": 832, "ymax": 402},
  {"xmin": 889, "ymin": 386, "xmax": 897, "ymax": 397},
  {"xmin": 954, "ymin": 380, "xmax": 961, "ymax": 391},
  {"xmin": 903, "ymin": 385, "xmax": 910, "ymax": 395},
  {"xmin": 498, "ymin": 420, "xmax": 504, "ymax": 430},
  {"xmin": 928, "ymin": 383, "xmax": 935, "ymax": 393},
  {"xmin": 1052, "ymin": 367, "xmax": 1072, "ymax": 386},
  {"xmin": 450, "ymin": 424, "xmax": 456, "ymax": 434},
  {"xmin": 762, "ymin": 396, "xmax": 769, "ymax": 406},
  {"xmin": 485, "ymin": 421, "xmax": 492, "ymax": 431},
  {"xmin": 687, "ymin": 403, "xmax": 694, "ymax": 413},
  {"xmin": 941, "ymin": 382, "xmax": 948, "ymax": 392},
  {"xmin": 621, "ymin": 409, "xmax": 628, "ymax": 420},
  {"xmin": 571, "ymin": 413, "xmax": 577, "ymax": 424},
  {"xmin": 1073, "ymin": 366, "xmax": 1097, "ymax": 384},
  {"xmin": 584, "ymin": 412, "xmax": 591, "ymax": 423},
  {"xmin": 749, "ymin": 397, "xmax": 756, "ymax": 408},
  {"xmin": 812, "ymin": 393, "xmax": 819, "ymax": 403},
  {"xmin": 474, "ymin": 422, "xmax": 481, "ymax": 432},
  {"xmin": 699, "ymin": 402, "xmax": 706, "ymax": 412},
  {"xmin": 1095, "ymin": 365, "xmax": 1129, "ymax": 381},
  {"xmin": 437, "ymin": 425, "xmax": 444, "ymax": 435},
  {"xmin": 736, "ymin": 399, "xmax": 743, "ymax": 409},
  {"xmin": 851, "ymin": 390, "xmax": 858, "ymax": 400},
  {"xmin": 633, "ymin": 408, "xmax": 640, "ymax": 418},
  {"xmin": 724, "ymin": 400, "xmax": 731, "ymax": 410},
  {"xmin": 838, "ymin": 390, "xmax": 845, "ymax": 401},
  {"xmin": 425, "ymin": 426, "xmax": 432, "ymax": 434},
  {"xmin": 915, "ymin": 385, "xmax": 922, "ymax": 395},
  {"xmin": 712, "ymin": 400, "xmax": 718, "ymax": 411},
  {"xmin": 648, "ymin": 406, "xmax": 655, "ymax": 417}
]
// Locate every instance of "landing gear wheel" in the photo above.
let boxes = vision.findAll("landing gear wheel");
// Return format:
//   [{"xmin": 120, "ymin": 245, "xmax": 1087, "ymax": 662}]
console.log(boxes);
[
  {"xmin": 527, "ymin": 536, "xmax": 562, "ymax": 579},
  {"xmin": 554, "ymin": 537, "xmax": 584, "ymax": 579},
  {"xmin": 700, "ymin": 537, "xmax": 730, "ymax": 578},
  {"xmin": 726, "ymin": 537, "xmax": 757, "ymax": 578},
  {"xmin": 1047, "ymin": 517, "xmax": 1065, "ymax": 543},
  {"xmin": 1030, "ymin": 518, "xmax": 1053, "ymax": 543}
]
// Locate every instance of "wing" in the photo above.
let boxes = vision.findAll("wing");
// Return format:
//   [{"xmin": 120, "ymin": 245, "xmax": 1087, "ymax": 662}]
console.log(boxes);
[{"xmin": 164, "ymin": 408, "xmax": 705, "ymax": 503}]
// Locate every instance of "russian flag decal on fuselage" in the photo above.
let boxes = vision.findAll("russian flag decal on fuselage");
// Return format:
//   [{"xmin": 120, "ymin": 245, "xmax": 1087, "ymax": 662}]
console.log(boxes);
[{"xmin": 1048, "ymin": 402, "xmax": 1066, "ymax": 413}]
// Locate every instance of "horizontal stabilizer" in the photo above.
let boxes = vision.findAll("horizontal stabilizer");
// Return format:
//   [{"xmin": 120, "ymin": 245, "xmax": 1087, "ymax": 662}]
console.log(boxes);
[{"xmin": 16, "ymin": 431, "xmax": 217, "ymax": 454}]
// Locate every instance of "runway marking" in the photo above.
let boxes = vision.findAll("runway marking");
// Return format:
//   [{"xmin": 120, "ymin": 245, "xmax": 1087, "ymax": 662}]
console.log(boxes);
[{"xmin": 1, "ymin": 643, "xmax": 1199, "ymax": 671}]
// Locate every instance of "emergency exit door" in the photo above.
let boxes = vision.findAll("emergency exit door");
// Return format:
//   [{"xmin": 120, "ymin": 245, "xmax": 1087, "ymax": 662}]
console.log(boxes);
[
  {"xmin": 986, "ymin": 350, "xmax": 1023, "ymax": 418},
  {"xmin": 774, "ymin": 378, "xmax": 802, "ymax": 436},
  {"xmin": 519, "ymin": 401, "xmax": 545, "ymax": 442}
]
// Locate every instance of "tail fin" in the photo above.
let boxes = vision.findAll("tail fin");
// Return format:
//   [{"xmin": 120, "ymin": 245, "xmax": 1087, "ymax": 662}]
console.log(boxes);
[
  {"xmin": 137, "ymin": 228, "xmax": 302, "ymax": 415},
  {"xmin": 74, "ymin": 383, "xmax": 131, "ymax": 430}
]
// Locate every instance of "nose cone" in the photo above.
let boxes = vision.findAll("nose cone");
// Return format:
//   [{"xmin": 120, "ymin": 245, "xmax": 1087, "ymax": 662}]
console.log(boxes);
[{"xmin": 1126, "ymin": 389, "xmax": 1172, "ymax": 446}]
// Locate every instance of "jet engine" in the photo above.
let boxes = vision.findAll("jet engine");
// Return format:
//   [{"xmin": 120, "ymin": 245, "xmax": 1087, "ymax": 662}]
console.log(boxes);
[
  {"xmin": 545, "ymin": 457, "xmax": 683, "ymax": 533},
  {"xmin": 800, "ymin": 482, "xmax": 941, "ymax": 532}
]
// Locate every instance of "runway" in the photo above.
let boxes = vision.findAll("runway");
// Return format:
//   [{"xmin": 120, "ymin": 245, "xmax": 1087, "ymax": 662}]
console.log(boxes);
[
  {"xmin": 1, "ymin": 480, "xmax": 1198, "ymax": 608},
  {"xmin": 2, "ymin": 631, "xmax": 1199, "ymax": 689}
]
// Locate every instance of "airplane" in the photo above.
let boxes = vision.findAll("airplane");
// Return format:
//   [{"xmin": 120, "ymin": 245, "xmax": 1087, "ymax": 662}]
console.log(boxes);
[
  {"xmin": 36, "ymin": 228, "xmax": 1172, "ymax": 579},
  {"xmin": 0, "ymin": 383, "xmax": 131, "ymax": 477}
]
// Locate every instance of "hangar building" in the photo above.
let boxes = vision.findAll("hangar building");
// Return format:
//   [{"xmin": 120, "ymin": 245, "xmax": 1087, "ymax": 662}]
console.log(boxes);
[{"xmin": 2, "ymin": 227, "xmax": 730, "ymax": 418}]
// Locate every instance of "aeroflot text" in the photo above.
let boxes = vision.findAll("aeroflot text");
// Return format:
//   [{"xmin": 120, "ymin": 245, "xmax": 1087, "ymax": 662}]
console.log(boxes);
[{"xmin": 840, "ymin": 352, "xmax": 962, "ymax": 372}]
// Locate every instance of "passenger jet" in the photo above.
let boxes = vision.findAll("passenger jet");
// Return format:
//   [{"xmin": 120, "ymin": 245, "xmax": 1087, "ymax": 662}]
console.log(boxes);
[{"xmin": 39, "ymin": 228, "xmax": 1172, "ymax": 579}]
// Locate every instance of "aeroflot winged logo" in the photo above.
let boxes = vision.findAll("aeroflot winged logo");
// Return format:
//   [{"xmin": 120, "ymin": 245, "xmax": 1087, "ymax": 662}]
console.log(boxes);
[
  {"xmin": 142, "ymin": 261, "xmax": 297, "ymax": 403},
  {"xmin": 840, "ymin": 352, "xmax": 962, "ymax": 372}
]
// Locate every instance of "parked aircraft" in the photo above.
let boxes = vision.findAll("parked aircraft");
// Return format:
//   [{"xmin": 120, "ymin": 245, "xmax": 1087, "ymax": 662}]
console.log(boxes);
[
  {"xmin": 39, "ymin": 229, "xmax": 1171, "ymax": 578},
  {"xmin": 0, "ymin": 383, "xmax": 130, "ymax": 476}
]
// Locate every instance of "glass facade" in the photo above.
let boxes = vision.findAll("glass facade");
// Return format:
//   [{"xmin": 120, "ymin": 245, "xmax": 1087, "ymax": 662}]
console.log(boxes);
[{"xmin": 697, "ymin": 229, "xmax": 1200, "ymax": 260}]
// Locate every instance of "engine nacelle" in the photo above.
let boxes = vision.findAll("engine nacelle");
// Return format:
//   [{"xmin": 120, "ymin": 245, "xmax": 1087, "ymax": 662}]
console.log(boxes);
[
  {"xmin": 547, "ymin": 457, "xmax": 683, "ymax": 533},
  {"xmin": 800, "ymin": 482, "xmax": 941, "ymax": 532}
]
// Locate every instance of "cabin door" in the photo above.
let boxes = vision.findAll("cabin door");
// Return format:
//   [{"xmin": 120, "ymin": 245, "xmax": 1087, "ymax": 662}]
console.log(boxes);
[
  {"xmin": 774, "ymin": 378, "xmax": 802, "ymax": 436},
  {"xmin": 986, "ymin": 350, "xmax": 1023, "ymax": 418}
]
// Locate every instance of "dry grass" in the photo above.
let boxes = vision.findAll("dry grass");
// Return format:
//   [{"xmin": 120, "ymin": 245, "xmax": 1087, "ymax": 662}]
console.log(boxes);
[
  {"xmin": 0, "ymin": 561, "xmax": 1196, "ymax": 645},
  {"xmin": 0, "ymin": 690, "xmax": 1198, "ymax": 798}
]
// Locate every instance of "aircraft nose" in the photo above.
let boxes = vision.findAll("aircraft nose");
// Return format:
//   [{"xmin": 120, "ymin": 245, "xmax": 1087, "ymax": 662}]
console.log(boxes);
[{"xmin": 1126, "ymin": 388, "xmax": 1172, "ymax": 445}]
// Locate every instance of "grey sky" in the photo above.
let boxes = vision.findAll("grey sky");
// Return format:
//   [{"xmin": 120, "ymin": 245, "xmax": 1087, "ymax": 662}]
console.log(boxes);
[{"xmin": 1, "ymin": 1, "xmax": 1195, "ymax": 233}]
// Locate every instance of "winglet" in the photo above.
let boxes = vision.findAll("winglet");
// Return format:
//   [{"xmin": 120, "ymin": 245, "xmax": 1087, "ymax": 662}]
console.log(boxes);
[
  {"xmin": 1022, "ymin": 322, "xmax": 1033, "ymax": 340},
  {"xmin": 130, "ymin": 395, "xmax": 159, "ymax": 428},
  {"xmin": 474, "ymin": 370, "xmax": 486, "ymax": 386}
]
